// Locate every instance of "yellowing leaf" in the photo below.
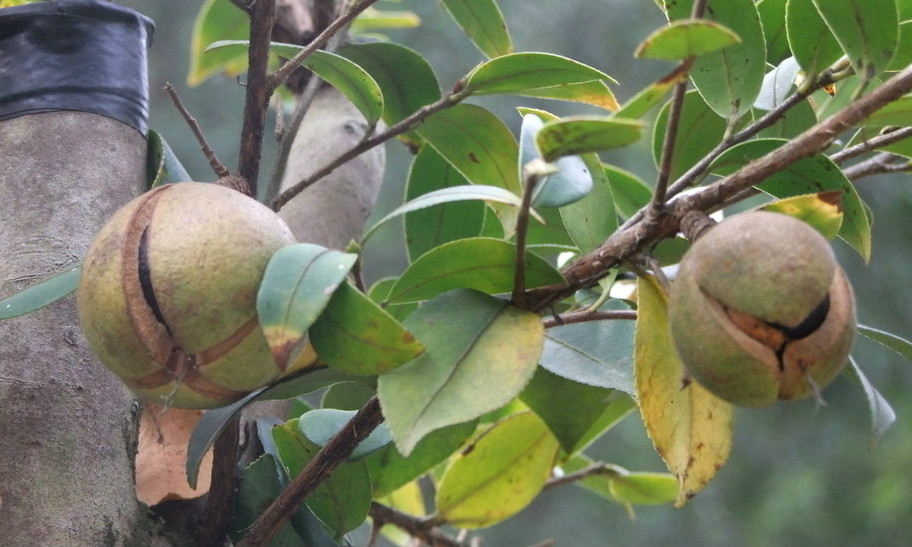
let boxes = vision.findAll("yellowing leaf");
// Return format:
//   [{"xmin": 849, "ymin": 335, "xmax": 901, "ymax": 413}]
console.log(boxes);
[
  {"xmin": 634, "ymin": 276, "xmax": 733, "ymax": 507},
  {"xmin": 760, "ymin": 191, "xmax": 844, "ymax": 240},
  {"xmin": 435, "ymin": 412, "xmax": 559, "ymax": 528}
]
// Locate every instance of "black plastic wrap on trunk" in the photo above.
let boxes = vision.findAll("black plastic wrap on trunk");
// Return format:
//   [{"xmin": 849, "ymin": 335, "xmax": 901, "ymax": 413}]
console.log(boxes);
[{"xmin": 0, "ymin": 0, "xmax": 155, "ymax": 135}]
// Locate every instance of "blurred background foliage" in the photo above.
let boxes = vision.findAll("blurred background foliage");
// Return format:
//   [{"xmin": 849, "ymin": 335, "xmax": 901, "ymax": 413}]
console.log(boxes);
[{"xmin": 116, "ymin": 0, "xmax": 912, "ymax": 545}]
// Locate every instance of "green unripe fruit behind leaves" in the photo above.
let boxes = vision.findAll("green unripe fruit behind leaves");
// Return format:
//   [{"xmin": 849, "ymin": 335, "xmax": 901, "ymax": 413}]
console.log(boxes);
[
  {"xmin": 669, "ymin": 211, "xmax": 856, "ymax": 406},
  {"xmin": 78, "ymin": 182, "xmax": 296, "ymax": 409}
]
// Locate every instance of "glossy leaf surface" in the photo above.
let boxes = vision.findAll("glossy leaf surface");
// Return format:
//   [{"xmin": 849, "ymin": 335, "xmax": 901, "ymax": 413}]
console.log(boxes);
[
  {"xmin": 440, "ymin": 0, "xmax": 513, "ymax": 58},
  {"xmin": 635, "ymin": 19, "xmax": 741, "ymax": 60}
]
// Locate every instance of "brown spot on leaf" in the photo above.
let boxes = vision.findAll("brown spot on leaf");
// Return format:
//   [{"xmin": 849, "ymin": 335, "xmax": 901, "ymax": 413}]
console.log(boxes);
[{"xmin": 468, "ymin": 152, "xmax": 480, "ymax": 164}]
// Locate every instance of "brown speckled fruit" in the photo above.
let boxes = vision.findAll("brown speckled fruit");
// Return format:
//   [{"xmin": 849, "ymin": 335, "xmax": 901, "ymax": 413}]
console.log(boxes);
[
  {"xmin": 78, "ymin": 182, "xmax": 296, "ymax": 408},
  {"xmin": 668, "ymin": 211, "xmax": 856, "ymax": 406}
]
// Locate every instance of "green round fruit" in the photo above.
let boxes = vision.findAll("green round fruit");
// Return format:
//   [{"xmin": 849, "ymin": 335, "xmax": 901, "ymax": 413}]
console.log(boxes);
[
  {"xmin": 668, "ymin": 211, "xmax": 856, "ymax": 406},
  {"xmin": 78, "ymin": 182, "xmax": 296, "ymax": 408}
]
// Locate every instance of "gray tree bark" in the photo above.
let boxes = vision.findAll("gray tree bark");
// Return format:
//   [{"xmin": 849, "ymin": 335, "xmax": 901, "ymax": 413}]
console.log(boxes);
[{"xmin": 0, "ymin": 112, "xmax": 172, "ymax": 547}]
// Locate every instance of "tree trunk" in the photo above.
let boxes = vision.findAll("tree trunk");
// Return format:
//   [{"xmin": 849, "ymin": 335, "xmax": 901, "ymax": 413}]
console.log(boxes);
[{"xmin": 0, "ymin": 112, "xmax": 172, "ymax": 546}]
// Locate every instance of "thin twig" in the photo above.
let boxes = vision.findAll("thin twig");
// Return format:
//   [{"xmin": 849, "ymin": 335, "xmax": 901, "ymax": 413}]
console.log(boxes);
[
  {"xmin": 652, "ymin": 57, "xmax": 694, "ymax": 208},
  {"xmin": 369, "ymin": 502, "xmax": 468, "ymax": 547},
  {"xmin": 830, "ymin": 126, "xmax": 912, "ymax": 164},
  {"xmin": 272, "ymin": 89, "xmax": 471, "ymax": 211},
  {"xmin": 843, "ymin": 152, "xmax": 910, "ymax": 180},
  {"xmin": 236, "ymin": 0, "xmax": 276, "ymax": 196},
  {"xmin": 237, "ymin": 396, "xmax": 384, "ymax": 547},
  {"xmin": 545, "ymin": 463, "xmax": 626, "ymax": 490},
  {"xmin": 267, "ymin": 0, "xmax": 381, "ymax": 93},
  {"xmin": 164, "ymin": 82, "xmax": 230, "ymax": 179},
  {"xmin": 513, "ymin": 163, "xmax": 545, "ymax": 308},
  {"xmin": 542, "ymin": 309, "xmax": 637, "ymax": 328},
  {"xmin": 227, "ymin": 0, "xmax": 252, "ymax": 15}
]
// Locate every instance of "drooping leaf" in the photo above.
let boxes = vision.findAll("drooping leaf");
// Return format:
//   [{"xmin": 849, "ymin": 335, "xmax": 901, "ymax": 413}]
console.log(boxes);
[
  {"xmin": 386, "ymin": 238, "xmax": 565, "ymax": 304},
  {"xmin": 811, "ymin": 0, "xmax": 899, "ymax": 81},
  {"xmin": 519, "ymin": 80, "xmax": 620, "ymax": 111},
  {"xmin": 536, "ymin": 116, "xmax": 643, "ymax": 162},
  {"xmin": 652, "ymin": 90, "xmax": 728, "ymax": 182},
  {"xmin": 339, "ymin": 42, "xmax": 440, "ymax": 145},
  {"xmin": 257, "ymin": 244, "xmax": 357, "ymax": 368},
  {"xmin": 147, "ymin": 130, "xmax": 191, "ymax": 189},
  {"xmin": 614, "ymin": 63, "xmax": 689, "ymax": 119},
  {"xmin": 440, "ymin": 0, "xmax": 512, "ymax": 58},
  {"xmin": 363, "ymin": 184, "xmax": 532, "ymax": 244},
  {"xmin": 272, "ymin": 420, "xmax": 371, "ymax": 539},
  {"xmin": 540, "ymin": 301, "xmax": 636, "ymax": 393},
  {"xmin": 634, "ymin": 19, "xmax": 742, "ymax": 60},
  {"xmin": 709, "ymin": 138, "xmax": 872, "ymax": 261},
  {"xmin": 560, "ymin": 154, "xmax": 618, "ymax": 253},
  {"xmin": 664, "ymin": 0, "xmax": 766, "ymax": 120},
  {"xmin": 757, "ymin": 0, "xmax": 790, "ymax": 64},
  {"xmin": 405, "ymin": 146, "xmax": 484, "ymax": 262},
  {"xmin": 349, "ymin": 7, "xmax": 421, "ymax": 36},
  {"xmin": 754, "ymin": 56, "xmax": 801, "ymax": 110},
  {"xmin": 298, "ymin": 408, "xmax": 392, "ymax": 460},
  {"xmin": 378, "ymin": 290, "xmax": 544, "ymax": 455},
  {"xmin": 0, "ymin": 264, "xmax": 80, "ymax": 320},
  {"xmin": 519, "ymin": 114, "xmax": 595, "ymax": 208},
  {"xmin": 435, "ymin": 412, "xmax": 560, "ymax": 528},
  {"xmin": 786, "ymin": 0, "xmax": 843, "ymax": 78},
  {"xmin": 522, "ymin": 366, "xmax": 635, "ymax": 455},
  {"xmin": 310, "ymin": 281, "xmax": 423, "ymax": 375},
  {"xmin": 465, "ymin": 53, "xmax": 615, "ymax": 95},
  {"xmin": 186, "ymin": 368, "xmax": 363, "ymax": 488},
  {"xmin": 605, "ymin": 165, "xmax": 652, "ymax": 220},
  {"xmin": 560, "ymin": 455, "xmax": 677, "ymax": 511},
  {"xmin": 366, "ymin": 420, "xmax": 477, "ymax": 498},
  {"xmin": 848, "ymin": 356, "xmax": 896, "ymax": 444},
  {"xmin": 759, "ymin": 191, "xmax": 844, "ymax": 240},
  {"xmin": 208, "ymin": 41, "xmax": 384, "ymax": 127},
  {"xmin": 187, "ymin": 0, "xmax": 249, "ymax": 86},
  {"xmin": 635, "ymin": 275, "xmax": 734, "ymax": 507},
  {"xmin": 857, "ymin": 325, "xmax": 912, "ymax": 364}
]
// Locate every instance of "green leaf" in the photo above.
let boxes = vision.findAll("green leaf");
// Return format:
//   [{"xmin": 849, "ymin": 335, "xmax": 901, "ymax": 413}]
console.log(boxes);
[
  {"xmin": 848, "ymin": 356, "xmax": 896, "ymax": 444},
  {"xmin": 519, "ymin": 80, "xmax": 620, "ymax": 111},
  {"xmin": 664, "ymin": 0, "xmax": 766, "ymax": 120},
  {"xmin": 186, "ymin": 368, "xmax": 363, "ymax": 488},
  {"xmin": 272, "ymin": 420, "xmax": 371, "ymax": 540},
  {"xmin": 861, "ymin": 95, "xmax": 912, "ymax": 128},
  {"xmin": 310, "ymin": 281, "xmax": 424, "ymax": 375},
  {"xmin": 378, "ymin": 290, "xmax": 544, "ymax": 455},
  {"xmin": 363, "ymin": 184, "xmax": 532, "ymax": 244},
  {"xmin": 787, "ymin": 0, "xmax": 843, "ymax": 78},
  {"xmin": 187, "ymin": 0, "xmax": 249, "ymax": 86},
  {"xmin": 759, "ymin": 191, "xmax": 844, "ymax": 240},
  {"xmin": 519, "ymin": 114, "xmax": 595, "ymax": 208},
  {"xmin": 608, "ymin": 472, "xmax": 679, "ymax": 506},
  {"xmin": 536, "ymin": 116, "xmax": 643, "ymax": 162},
  {"xmin": 522, "ymin": 366, "xmax": 635, "ymax": 455},
  {"xmin": 209, "ymin": 41, "xmax": 385, "ymax": 127},
  {"xmin": 614, "ymin": 64, "xmax": 688, "ymax": 119},
  {"xmin": 340, "ymin": 42, "xmax": 440, "ymax": 145},
  {"xmin": 857, "ymin": 325, "xmax": 912, "ymax": 364},
  {"xmin": 465, "ymin": 53, "xmax": 616, "ymax": 95},
  {"xmin": 232, "ymin": 455, "xmax": 310, "ymax": 546},
  {"xmin": 634, "ymin": 19, "xmax": 742, "ymax": 60},
  {"xmin": 560, "ymin": 154, "xmax": 618, "ymax": 253},
  {"xmin": 349, "ymin": 7, "xmax": 421, "ymax": 36},
  {"xmin": 757, "ymin": 0, "xmax": 790, "ymax": 64},
  {"xmin": 435, "ymin": 412, "xmax": 560, "ymax": 528},
  {"xmin": 385, "ymin": 238, "xmax": 565, "ymax": 304},
  {"xmin": 755, "ymin": 57, "xmax": 801, "ymax": 110},
  {"xmin": 405, "ymin": 146, "xmax": 484, "ymax": 262},
  {"xmin": 605, "ymin": 165, "xmax": 652, "ymax": 220},
  {"xmin": 886, "ymin": 21, "xmax": 912, "ymax": 71},
  {"xmin": 257, "ymin": 244, "xmax": 357, "ymax": 368},
  {"xmin": 0, "ymin": 264, "xmax": 80, "ymax": 320},
  {"xmin": 440, "ymin": 0, "xmax": 513, "ymax": 58},
  {"xmin": 321, "ymin": 381, "xmax": 375, "ymax": 411},
  {"xmin": 367, "ymin": 278, "xmax": 417, "ymax": 323},
  {"xmin": 635, "ymin": 276, "xmax": 734, "ymax": 507},
  {"xmin": 366, "ymin": 421, "xmax": 477, "ymax": 498},
  {"xmin": 755, "ymin": 101, "xmax": 817, "ymax": 139},
  {"xmin": 540, "ymin": 301, "xmax": 636, "ymax": 393},
  {"xmin": 653, "ymin": 90, "xmax": 728, "ymax": 182},
  {"xmin": 147, "ymin": 130, "xmax": 191, "ymax": 189},
  {"xmin": 298, "ymin": 409, "xmax": 392, "ymax": 460},
  {"xmin": 812, "ymin": 0, "xmax": 899, "ymax": 81},
  {"xmin": 709, "ymin": 138, "xmax": 872, "ymax": 261}
]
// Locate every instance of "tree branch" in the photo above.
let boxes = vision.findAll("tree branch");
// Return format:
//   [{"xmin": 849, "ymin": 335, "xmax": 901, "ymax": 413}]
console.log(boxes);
[
  {"xmin": 829, "ymin": 125, "xmax": 912, "ymax": 164},
  {"xmin": 272, "ymin": 89, "xmax": 471, "ymax": 211},
  {"xmin": 368, "ymin": 502, "xmax": 468, "ymax": 547},
  {"xmin": 843, "ymin": 152, "xmax": 910, "ymax": 180},
  {"xmin": 164, "ymin": 82, "xmax": 231, "ymax": 180},
  {"xmin": 237, "ymin": 396, "xmax": 384, "ymax": 547},
  {"xmin": 236, "ymin": 0, "xmax": 276, "ymax": 196},
  {"xmin": 513, "ymin": 163, "xmax": 546, "ymax": 309},
  {"xmin": 196, "ymin": 416, "xmax": 240, "ymax": 546},
  {"xmin": 542, "ymin": 309, "xmax": 636, "ymax": 328},
  {"xmin": 545, "ymin": 463, "xmax": 626, "ymax": 490},
  {"xmin": 652, "ymin": 57, "xmax": 694, "ymax": 208}
]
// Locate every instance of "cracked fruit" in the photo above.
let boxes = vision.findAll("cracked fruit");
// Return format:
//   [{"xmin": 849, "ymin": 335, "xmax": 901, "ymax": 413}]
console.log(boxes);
[
  {"xmin": 668, "ymin": 211, "xmax": 856, "ymax": 406},
  {"xmin": 78, "ymin": 182, "xmax": 296, "ymax": 409}
]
